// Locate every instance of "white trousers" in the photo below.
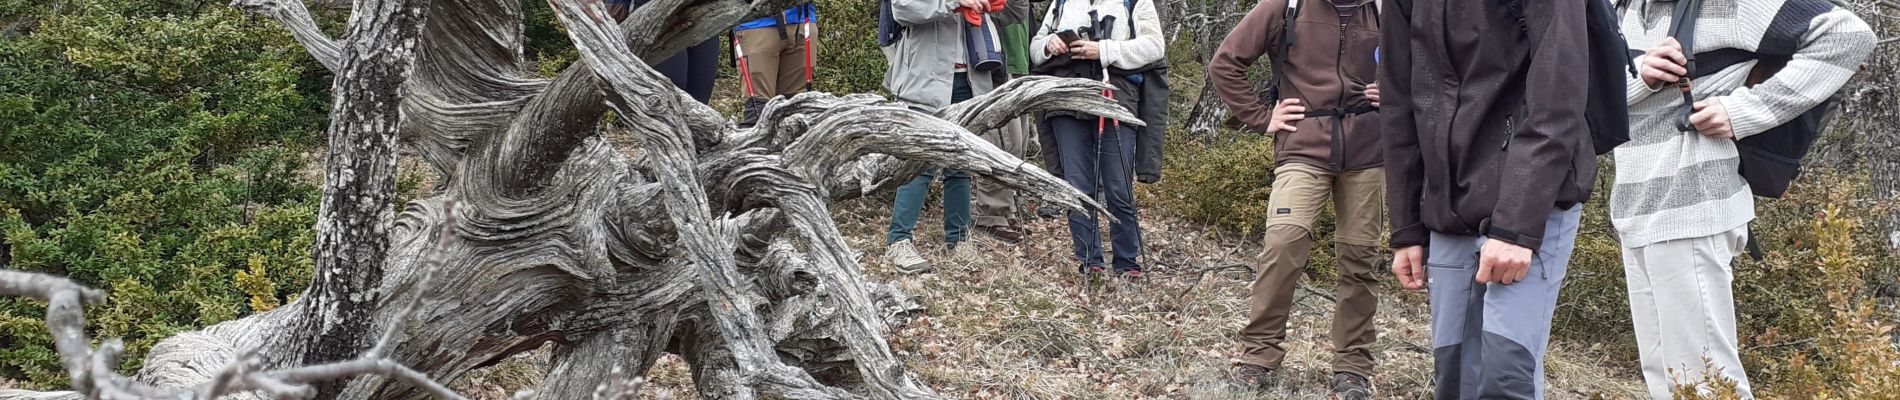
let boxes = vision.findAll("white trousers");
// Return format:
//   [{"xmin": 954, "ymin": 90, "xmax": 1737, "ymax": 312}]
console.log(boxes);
[{"xmin": 1622, "ymin": 226, "xmax": 1753, "ymax": 399}]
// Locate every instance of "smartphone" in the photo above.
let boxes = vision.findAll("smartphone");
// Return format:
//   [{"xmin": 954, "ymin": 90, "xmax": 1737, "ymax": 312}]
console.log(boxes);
[{"xmin": 1056, "ymin": 29, "xmax": 1082, "ymax": 45}]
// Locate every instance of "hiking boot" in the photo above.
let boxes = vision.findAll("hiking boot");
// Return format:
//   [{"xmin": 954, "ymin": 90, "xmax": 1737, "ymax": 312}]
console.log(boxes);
[
  {"xmin": 976, "ymin": 225, "xmax": 1027, "ymax": 245},
  {"xmin": 948, "ymin": 241, "xmax": 982, "ymax": 263},
  {"xmin": 885, "ymin": 240, "xmax": 933, "ymax": 274},
  {"xmin": 1118, "ymin": 269, "xmax": 1146, "ymax": 281},
  {"xmin": 1330, "ymin": 372, "xmax": 1373, "ymax": 400},
  {"xmin": 1077, "ymin": 264, "xmax": 1107, "ymax": 275},
  {"xmin": 1231, "ymin": 364, "xmax": 1276, "ymax": 391},
  {"xmin": 738, "ymin": 97, "xmax": 769, "ymax": 129}
]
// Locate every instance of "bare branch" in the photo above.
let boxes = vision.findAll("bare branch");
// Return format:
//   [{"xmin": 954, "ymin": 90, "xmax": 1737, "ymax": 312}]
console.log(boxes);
[
  {"xmin": 229, "ymin": 0, "xmax": 343, "ymax": 71},
  {"xmin": 938, "ymin": 76, "xmax": 1145, "ymax": 133},
  {"xmin": 0, "ymin": 268, "xmax": 475, "ymax": 400}
]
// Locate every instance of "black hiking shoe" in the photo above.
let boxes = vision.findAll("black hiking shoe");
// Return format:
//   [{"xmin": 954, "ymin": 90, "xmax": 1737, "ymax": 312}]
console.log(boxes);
[
  {"xmin": 1231, "ymin": 363, "xmax": 1275, "ymax": 391},
  {"xmin": 1331, "ymin": 372, "xmax": 1373, "ymax": 400}
]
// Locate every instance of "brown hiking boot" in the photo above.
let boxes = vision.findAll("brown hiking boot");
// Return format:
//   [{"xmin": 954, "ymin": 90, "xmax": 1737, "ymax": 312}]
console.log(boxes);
[
  {"xmin": 1231, "ymin": 363, "xmax": 1276, "ymax": 391},
  {"xmin": 1331, "ymin": 372, "xmax": 1373, "ymax": 400},
  {"xmin": 976, "ymin": 225, "xmax": 1027, "ymax": 244}
]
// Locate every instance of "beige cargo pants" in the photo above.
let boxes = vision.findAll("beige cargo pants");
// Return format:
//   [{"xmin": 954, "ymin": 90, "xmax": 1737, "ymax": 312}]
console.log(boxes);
[{"xmin": 1236, "ymin": 162, "xmax": 1386, "ymax": 378}]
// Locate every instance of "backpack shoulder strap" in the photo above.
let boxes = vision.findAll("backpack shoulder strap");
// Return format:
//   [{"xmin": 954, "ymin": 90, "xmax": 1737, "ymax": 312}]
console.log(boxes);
[
  {"xmin": 1050, "ymin": 0, "xmax": 1067, "ymax": 34},
  {"xmin": 1266, "ymin": 0, "xmax": 1303, "ymax": 100}
]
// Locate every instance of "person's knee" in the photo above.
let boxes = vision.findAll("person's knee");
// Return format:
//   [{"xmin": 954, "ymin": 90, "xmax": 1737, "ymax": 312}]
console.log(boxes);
[{"xmin": 1261, "ymin": 225, "xmax": 1312, "ymax": 249}]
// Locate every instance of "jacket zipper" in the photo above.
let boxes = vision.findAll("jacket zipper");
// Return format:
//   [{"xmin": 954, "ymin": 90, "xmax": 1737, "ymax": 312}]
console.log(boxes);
[
  {"xmin": 1332, "ymin": 19, "xmax": 1349, "ymax": 170},
  {"xmin": 1500, "ymin": 102, "xmax": 1522, "ymax": 151}
]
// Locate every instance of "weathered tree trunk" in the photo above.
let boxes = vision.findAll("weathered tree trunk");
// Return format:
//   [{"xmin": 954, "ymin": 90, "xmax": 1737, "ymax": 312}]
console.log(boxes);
[
  {"xmin": 293, "ymin": 0, "xmax": 424, "ymax": 394},
  {"xmin": 0, "ymin": 0, "xmax": 1142, "ymax": 398}
]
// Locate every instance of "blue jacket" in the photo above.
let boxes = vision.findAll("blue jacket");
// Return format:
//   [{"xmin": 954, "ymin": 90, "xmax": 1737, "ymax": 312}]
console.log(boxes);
[{"xmin": 736, "ymin": 3, "xmax": 817, "ymax": 31}]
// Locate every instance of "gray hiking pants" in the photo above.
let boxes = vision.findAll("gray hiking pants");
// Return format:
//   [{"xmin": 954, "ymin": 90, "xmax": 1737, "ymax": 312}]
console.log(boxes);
[{"xmin": 1427, "ymin": 205, "xmax": 1582, "ymax": 400}]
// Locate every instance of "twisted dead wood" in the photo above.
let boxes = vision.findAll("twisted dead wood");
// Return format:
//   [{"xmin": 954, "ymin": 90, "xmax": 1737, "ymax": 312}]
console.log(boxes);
[{"xmin": 0, "ymin": 0, "xmax": 1142, "ymax": 398}]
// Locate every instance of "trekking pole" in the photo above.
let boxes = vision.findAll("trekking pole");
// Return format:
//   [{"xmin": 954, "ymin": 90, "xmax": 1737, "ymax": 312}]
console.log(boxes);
[
  {"xmin": 734, "ymin": 38, "xmax": 758, "ymax": 98},
  {"xmin": 803, "ymin": 19, "xmax": 815, "ymax": 84}
]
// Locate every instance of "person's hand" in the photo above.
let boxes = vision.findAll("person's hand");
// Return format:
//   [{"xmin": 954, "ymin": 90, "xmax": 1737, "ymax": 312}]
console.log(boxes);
[
  {"xmin": 1690, "ymin": 98, "xmax": 1734, "ymax": 139},
  {"xmin": 1267, "ymin": 98, "xmax": 1306, "ymax": 134},
  {"xmin": 957, "ymin": 0, "xmax": 989, "ymax": 12},
  {"xmin": 1639, "ymin": 37, "xmax": 1688, "ymax": 89},
  {"xmin": 1045, "ymin": 38, "xmax": 1069, "ymax": 56},
  {"xmin": 1476, "ymin": 239, "xmax": 1534, "ymax": 285},
  {"xmin": 1068, "ymin": 40, "xmax": 1101, "ymax": 60},
  {"xmin": 1392, "ymin": 246, "xmax": 1426, "ymax": 291},
  {"xmin": 1365, "ymin": 83, "xmax": 1381, "ymax": 108}
]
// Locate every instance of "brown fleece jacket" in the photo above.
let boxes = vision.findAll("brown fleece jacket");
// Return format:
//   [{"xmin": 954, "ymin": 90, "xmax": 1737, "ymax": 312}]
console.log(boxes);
[{"xmin": 1207, "ymin": 0, "xmax": 1382, "ymax": 171}]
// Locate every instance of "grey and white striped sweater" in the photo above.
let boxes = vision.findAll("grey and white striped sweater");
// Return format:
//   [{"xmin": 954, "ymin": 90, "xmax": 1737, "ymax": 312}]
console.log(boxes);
[{"xmin": 1612, "ymin": 0, "xmax": 1875, "ymax": 247}]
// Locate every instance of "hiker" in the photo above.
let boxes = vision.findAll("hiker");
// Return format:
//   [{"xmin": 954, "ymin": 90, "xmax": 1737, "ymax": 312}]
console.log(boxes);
[
  {"xmin": 605, "ymin": 0, "xmax": 718, "ymax": 103},
  {"xmin": 1382, "ymin": 0, "xmax": 1598, "ymax": 398},
  {"xmin": 1206, "ymin": 0, "xmax": 1382, "ymax": 396},
  {"xmin": 1613, "ymin": 0, "xmax": 1874, "ymax": 396},
  {"xmin": 969, "ymin": 0, "xmax": 1039, "ymax": 245},
  {"xmin": 875, "ymin": 0, "xmax": 1013, "ymax": 273},
  {"xmin": 734, "ymin": 3, "xmax": 818, "ymax": 128},
  {"xmin": 1029, "ymin": 0, "xmax": 1164, "ymax": 279}
]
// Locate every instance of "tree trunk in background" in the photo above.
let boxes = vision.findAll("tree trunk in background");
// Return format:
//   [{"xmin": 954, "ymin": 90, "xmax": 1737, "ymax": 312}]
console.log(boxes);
[
  {"xmin": 293, "ymin": 0, "xmax": 423, "ymax": 394},
  {"xmin": 1811, "ymin": 1, "xmax": 1897, "ymax": 251},
  {"xmin": 1182, "ymin": 0, "xmax": 1245, "ymax": 136}
]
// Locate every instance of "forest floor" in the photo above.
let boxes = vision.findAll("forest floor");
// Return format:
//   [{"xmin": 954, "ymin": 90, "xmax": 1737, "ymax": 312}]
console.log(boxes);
[{"xmin": 451, "ymin": 191, "xmax": 1649, "ymax": 399}]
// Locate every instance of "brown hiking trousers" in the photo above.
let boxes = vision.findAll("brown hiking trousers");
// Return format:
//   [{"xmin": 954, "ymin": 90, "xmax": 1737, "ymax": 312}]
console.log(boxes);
[
  {"xmin": 734, "ymin": 22, "xmax": 818, "ymax": 99},
  {"xmin": 1238, "ymin": 163, "xmax": 1385, "ymax": 378}
]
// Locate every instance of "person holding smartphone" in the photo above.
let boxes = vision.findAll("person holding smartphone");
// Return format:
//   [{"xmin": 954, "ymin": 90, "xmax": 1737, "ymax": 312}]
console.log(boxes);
[
  {"xmin": 1206, "ymin": 0, "xmax": 1383, "ymax": 396},
  {"xmin": 1028, "ymin": 0, "xmax": 1165, "ymax": 280}
]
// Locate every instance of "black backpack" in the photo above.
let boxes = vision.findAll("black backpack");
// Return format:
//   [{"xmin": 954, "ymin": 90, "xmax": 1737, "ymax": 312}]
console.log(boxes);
[
  {"xmin": 1668, "ymin": 0, "xmax": 1841, "ymax": 199},
  {"xmin": 1390, "ymin": 0, "xmax": 1635, "ymax": 156}
]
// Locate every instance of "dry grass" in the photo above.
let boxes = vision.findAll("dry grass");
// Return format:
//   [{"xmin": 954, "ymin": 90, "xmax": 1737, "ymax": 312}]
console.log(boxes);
[
  {"xmin": 755, "ymin": 193, "xmax": 1641, "ymax": 399},
  {"xmin": 452, "ymin": 192, "xmax": 1646, "ymax": 399}
]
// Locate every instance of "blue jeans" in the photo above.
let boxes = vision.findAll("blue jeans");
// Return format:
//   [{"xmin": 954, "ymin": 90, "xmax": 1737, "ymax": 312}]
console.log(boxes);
[
  {"xmin": 887, "ymin": 73, "xmax": 976, "ymax": 245},
  {"xmin": 1048, "ymin": 115, "xmax": 1142, "ymax": 272}
]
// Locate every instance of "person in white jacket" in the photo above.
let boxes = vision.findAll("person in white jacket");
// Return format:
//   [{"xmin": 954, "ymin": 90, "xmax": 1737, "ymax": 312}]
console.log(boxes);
[{"xmin": 1028, "ymin": 0, "xmax": 1163, "ymax": 279}]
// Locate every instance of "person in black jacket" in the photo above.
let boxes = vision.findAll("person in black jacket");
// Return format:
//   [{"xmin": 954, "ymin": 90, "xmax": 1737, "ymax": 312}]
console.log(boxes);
[{"xmin": 1380, "ymin": 0, "xmax": 1595, "ymax": 398}]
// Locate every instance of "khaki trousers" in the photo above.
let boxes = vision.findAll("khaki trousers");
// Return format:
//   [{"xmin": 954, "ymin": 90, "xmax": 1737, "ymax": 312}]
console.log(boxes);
[
  {"xmin": 1237, "ymin": 163, "xmax": 1385, "ymax": 378},
  {"xmin": 1623, "ymin": 226, "xmax": 1753, "ymax": 399},
  {"xmin": 974, "ymin": 116, "xmax": 1032, "ymax": 228},
  {"xmin": 734, "ymin": 22, "xmax": 817, "ymax": 99}
]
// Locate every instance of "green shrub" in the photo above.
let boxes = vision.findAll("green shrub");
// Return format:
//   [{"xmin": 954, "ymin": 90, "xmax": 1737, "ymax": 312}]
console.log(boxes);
[
  {"xmin": 0, "ymin": 0, "xmax": 324, "ymax": 387},
  {"xmin": 1549, "ymin": 170, "xmax": 1900, "ymax": 393},
  {"xmin": 1141, "ymin": 132, "xmax": 1277, "ymax": 237}
]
